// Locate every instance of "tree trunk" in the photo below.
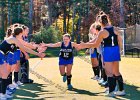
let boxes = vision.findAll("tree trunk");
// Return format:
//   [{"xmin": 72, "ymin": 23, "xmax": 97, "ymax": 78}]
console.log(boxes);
[
  {"xmin": 86, "ymin": 0, "xmax": 89, "ymax": 18},
  {"xmin": 120, "ymin": 0, "xmax": 125, "ymax": 28},
  {"xmin": 46, "ymin": 0, "xmax": 52, "ymax": 27},
  {"xmin": 76, "ymin": 17, "xmax": 81, "ymax": 44},
  {"xmin": 7, "ymin": 0, "xmax": 11, "ymax": 26},
  {"xmin": 28, "ymin": 0, "xmax": 34, "ymax": 41},
  {"xmin": 18, "ymin": 0, "xmax": 21, "ymax": 21},
  {"xmin": 63, "ymin": 3, "xmax": 67, "ymax": 34},
  {"xmin": 1, "ymin": 0, "xmax": 5, "ymax": 39},
  {"xmin": 71, "ymin": 4, "xmax": 76, "ymax": 42},
  {"xmin": 67, "ymin": 2, "xmax": 71, "ymax": 33}
]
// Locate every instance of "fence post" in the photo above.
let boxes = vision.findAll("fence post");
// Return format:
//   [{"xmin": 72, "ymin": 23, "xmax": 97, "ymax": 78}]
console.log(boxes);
[{"xmin": 120, "ymin": 28, "xmax": 126, "ymax": 56}]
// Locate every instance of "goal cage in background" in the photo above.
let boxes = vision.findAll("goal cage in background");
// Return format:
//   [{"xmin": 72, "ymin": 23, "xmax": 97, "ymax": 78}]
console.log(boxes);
[{"xmin": 120, "ymin": 24, "xmax": 140, "ymax": 58}]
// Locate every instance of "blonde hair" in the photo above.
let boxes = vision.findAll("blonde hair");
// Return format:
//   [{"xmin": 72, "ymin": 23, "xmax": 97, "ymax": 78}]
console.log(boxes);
[
  {"xmin": 63, "ymin": 33, "xmax": 71, "ymax": 39},
  {"xmin": 89, "ymin": 23, "xmax": 97, "ymax": 34}
]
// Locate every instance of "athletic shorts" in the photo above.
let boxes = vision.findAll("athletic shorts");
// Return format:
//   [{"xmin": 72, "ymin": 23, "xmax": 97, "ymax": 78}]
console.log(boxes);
[
  {"xmin": 103, "ymin": 46, "xmax": 121, "ymax": 62},
  {"xmin": 0, "ymin": 51, "xmax": 5, "ymax": 65},
  {"xmin": 6, "ymin": 52, "xmax": 17, "ymax": 65},
  {"xmin": 90, "ymin": 49, "xmax": 97, "ymax": 58},
  {"xmin": 14, "ymin": 49, "xmax": 21, "ymax": 61},
  {"xmin": 59, "ymin": 57, "xmax": 74, "ymax": 66}
]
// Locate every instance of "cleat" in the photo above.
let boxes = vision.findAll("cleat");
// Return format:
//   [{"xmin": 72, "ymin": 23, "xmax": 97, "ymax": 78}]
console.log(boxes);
[{"xmin": 67, "ymin": 84, "xmax": 73, "ymax": 90}]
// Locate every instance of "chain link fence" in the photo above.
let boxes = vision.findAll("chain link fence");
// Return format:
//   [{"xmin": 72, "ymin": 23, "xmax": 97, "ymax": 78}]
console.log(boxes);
[{"xmin": 125, "ymin": 24, "xmax": 140, "ymax": 58}]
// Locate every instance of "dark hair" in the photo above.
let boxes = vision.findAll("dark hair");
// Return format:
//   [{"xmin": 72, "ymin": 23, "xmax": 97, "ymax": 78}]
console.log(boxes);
[
  {"xmin": 13, "ymin": 23, "xmax": 20, "ymax": 28},
  {"xmin": 95, "ymin": 25, "xmax": 101, "ymax": 31},
  {"xmin": 12, "ymin": 27, "xmax": 23, "ymax": 37},
  {"xmin": 6, "ymin": 28, "xmax": 12, "ymax": 37},
  {"xmin": 99, "ymin": 14, "xmax": 109, "ymax": 26},
  {"xmin": 22, "ymin": 25, "xmax": 28, "ymax": 30},
  {"xmin": 99, "ymin": 11, "xmax": 105, "ymax": 15}
]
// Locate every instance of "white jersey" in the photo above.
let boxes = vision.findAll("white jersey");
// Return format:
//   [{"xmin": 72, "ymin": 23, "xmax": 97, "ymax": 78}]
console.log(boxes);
[
  {"xmin": 88, "ymin": 33, "xmax": 103, "ymax": 55},
  {"xmin": 88, "ymin": 33, "xmax": 97, "ymax": 54}
]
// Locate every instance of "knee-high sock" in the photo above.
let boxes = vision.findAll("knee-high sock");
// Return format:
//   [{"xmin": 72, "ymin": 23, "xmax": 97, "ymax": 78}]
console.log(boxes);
[
  {"xmin": 102, "ymin": 68, "xmax": 107, "ymax": 81},
  {"xmin": 2, "ymin": 79, "xmax": 8, "ymax": 94},
  {"xmin": 67, "ymin": 75, "xmax": 72, "ymax": 85},
  {"xmin": 14, "ymin": 72, "xmax": 18, "ymax": 83},
  {"xmin": 7, "ymin": 72, "xmax": 12, "ymax": 85},
  {"xmin": 92, "ymin": 66, "xmax": 99, "ymax": 77},
  {"xmin": 108, "ymin": 77, "xmax": 116, "ymax": 93},
  {"xmin": 115, "ymin": 75, "xmax": 124, "ymax": 91}
]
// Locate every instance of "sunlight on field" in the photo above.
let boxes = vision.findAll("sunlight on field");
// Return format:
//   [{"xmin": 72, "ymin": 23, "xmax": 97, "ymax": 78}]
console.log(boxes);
[{"xmin": 13, "ymin": 57, "xmax": 140, "ymax": 100}]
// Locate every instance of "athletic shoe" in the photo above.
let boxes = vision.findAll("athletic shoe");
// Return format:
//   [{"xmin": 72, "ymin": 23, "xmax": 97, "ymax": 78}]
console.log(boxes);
[
  {"xmin": 105, "ymin": 92, "xmax": 116, "ymax": 97},
  {"xmin": 0, "ymin": 94, "xmax": 13, "ymax": 100},
  {"xmin": 101, "ymin": 81, "xmax": 108, "ymax": 87},
  {"xmin": 67, "ymin": 84, "xmax": 73, "ymax": 90},
  {"xmin": 98, "ymin": 78, "xmax": 104, "ymax": 85},
  {"xmin": 16, "ymin": 81, "xmax": 23, "ymax": 86},
  {"xmin": 115, "ymin": 90, "xmax": 126, "ymax": 96},
  {"xmin": 6, "ymin": 85, "xmax": 17, "ymax": 94},
  {"xmin": 63, "ymin": 75, "xmax": 67, "ymax": 82},
  {"xmin": 6, "ymin": 94, "xmax": 13, "ymax": 98},
  {"xmin": 104, "ymin": 87, "xmax": 109, "ymax": 94},
  {"xmin": 0, "ymin": 94, "xmax": 7, "ymax": 100},
  {"xmin": 13, "ymin": 82, "xmax": 19, "ymax": 89},
  {"xmin": 91, "ymin": 75, "xmax": 99, "ymax": 80}
]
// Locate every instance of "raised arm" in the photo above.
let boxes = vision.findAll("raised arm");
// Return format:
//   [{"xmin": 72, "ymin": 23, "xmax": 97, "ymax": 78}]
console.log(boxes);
[
  {"xmin": 9, "ymin": 38, "xmax": 45, "ymax": 58},
  {"xmin": 18, "ymin": 38, "xmax": 37, "ymax": 49},
  {"xmin": 41, "ymin": 42, "xmax": 61, "ymax": 48},
  {"xmin": 79, "ymin": 31, "xmax": 105, "ymax": 49}
]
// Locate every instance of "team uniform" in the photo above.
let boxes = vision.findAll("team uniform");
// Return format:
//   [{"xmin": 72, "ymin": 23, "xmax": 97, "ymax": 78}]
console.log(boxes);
[
  {"xmin": 90, "ymin": 48, "xmax": 97, "ymax": 58},
  {"xmin": 14, "ymin": 47, "xmax": 21, "ymax": 62},
  {"xmin": 59, "ymin": 42, "xmax": 73, "ymax": 65},
  {"xmin": 88, "ymin": 33, "xmax": 100, "ymax": 80},
  {"xmin": 0, "ymin": 40, "xmax": 18, "ymax": 99},
  {"xmin": 102, "ymin": 26, "xmax": 121, "ymax": 62},
  {"xmin": 102, "ymin": 26, "xmax": 125, "ymax": 96},
  {"xmin": 20, "ymin": 36, "xmax": 33, "ymax": 83},
  {"xmin": 0, "ymin": 40, "xmax": 17, "ymax": 65},
  {"xmin": 97, "ymin": 42, "xmax": 108, "ymax": 87},
  {"xmin": 59, "ymin": 41, "xmax": 73, "ymax": 89},
  {"xmin": 89, "ymin": 33, "xmax": 98, "ymax": 58}
]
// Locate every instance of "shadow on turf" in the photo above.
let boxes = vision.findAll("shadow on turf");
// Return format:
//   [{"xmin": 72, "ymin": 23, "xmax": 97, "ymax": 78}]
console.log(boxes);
[
  {"xmin": 13, "ymin": 83, "xmax": 64, "ymax": 100},
  {"xmin": 115, "ymin": 83, "xmax": 140, "ymax": 100},
  {"xmin": 13, "ymin": 83, "xmax": 140, "ymax": 100},
  {"xmin": 68, "ymin": 88, "xmax": 103, "ymax": 96},
  {"xmin": 68, "ymin": 83, "xmax": 140, "ymax": 100}
]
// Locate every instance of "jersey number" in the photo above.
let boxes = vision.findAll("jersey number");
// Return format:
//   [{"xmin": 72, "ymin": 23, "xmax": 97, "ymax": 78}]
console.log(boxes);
[
  {"xmin": 111, "ymin": 36, "xmax": 115, "ymax": 46},
  {"xmin": 64, "ymin": 53, "xmax": 69, "ymax": 58}
]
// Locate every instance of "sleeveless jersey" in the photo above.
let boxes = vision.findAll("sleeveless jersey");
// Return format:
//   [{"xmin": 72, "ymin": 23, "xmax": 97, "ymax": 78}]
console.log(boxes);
[
  {"xmin": 0, "ymin": 40, "xmax": 17, "ymax": 55},
  {"xmin": 59, "ymin": 42, "xmax": 73, "ymax": 59},
  {"xmin": 103, "ymin": 26, "xmax": 118, "ymax": 47}
]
